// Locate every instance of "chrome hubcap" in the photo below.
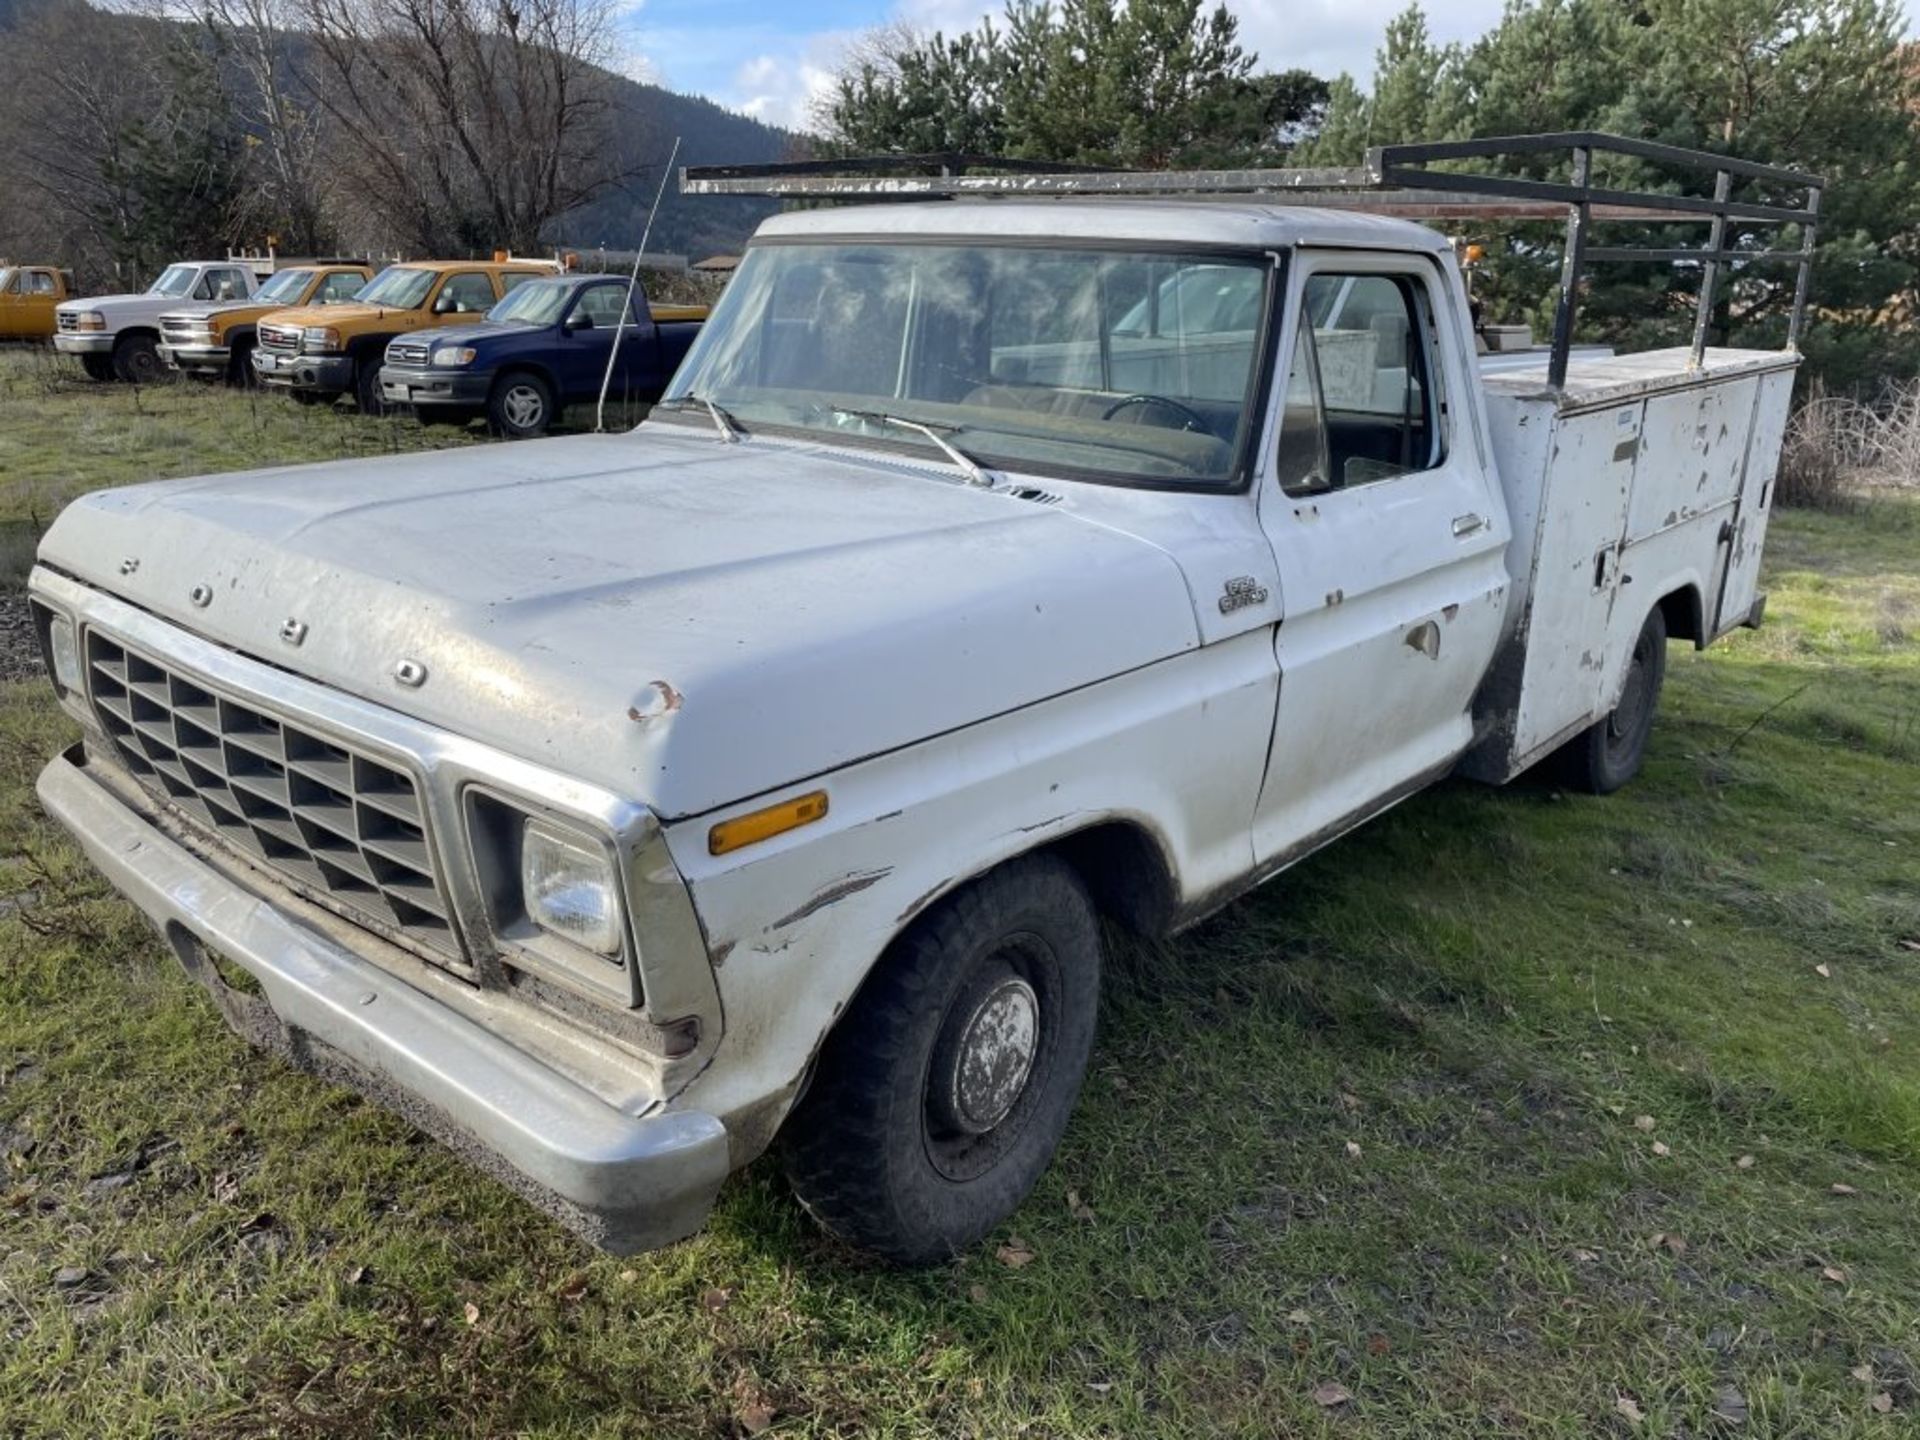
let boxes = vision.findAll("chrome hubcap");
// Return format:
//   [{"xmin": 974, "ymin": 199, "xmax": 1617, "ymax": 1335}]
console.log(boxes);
[
  {"xmin": 503, "ymin": 386, "xmax": 544, "ymax": 430},
  {"xmin": 944, "ymin": 976, "xmax": 1039, "ymax": 1134}
]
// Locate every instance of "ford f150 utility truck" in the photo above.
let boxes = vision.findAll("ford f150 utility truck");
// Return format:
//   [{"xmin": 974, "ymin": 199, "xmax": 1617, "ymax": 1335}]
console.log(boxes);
[
  {"xmin": 0, "ymin": 264, "xmax": 78, "ymax": 341},
  {"xmin": 54, "ymin": 261, "xmax": 265, "ymax": 382},
  {"xmin": 377, "ymin": 273, "xmax": 708, "ymax": 437},
  {"xmin": 253, "ymin": 258, "xmax": 557, "ymax": 412},
  {"xmin": 158, "ymin": 262, "xmax": 373, "ymax": 384},
  {"xmin": 29, "ymin": 134, "xmax": 1812, "ymax": 1264}
]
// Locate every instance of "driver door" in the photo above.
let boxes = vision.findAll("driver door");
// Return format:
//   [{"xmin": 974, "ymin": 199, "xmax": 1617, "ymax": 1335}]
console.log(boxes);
[{"xmin": 1251, "ymin": 252, "xmax": 1510, "ymax": 864}]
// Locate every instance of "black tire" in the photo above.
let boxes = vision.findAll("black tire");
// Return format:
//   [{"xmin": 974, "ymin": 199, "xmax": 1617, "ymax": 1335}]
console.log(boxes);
[
  {"xmin": 416, "ymin": 408, "xmax": 472, "ymax": 429},
  {"xmin": 229, "ymin": 336, "xmax": 257, "ymax": 388},
  {"xmin": 487, "ymin": 370, "xmax": 555, "ymax": 439},
  {"xmin": 782, "ymin": 853, "xmax": 1102, "ymax": 1265},
  {"xmin": 79, "ymin": 353, "xmax": 116, "ymax": 382},
  {"xmin": 1561, "ymin": 604, "xmax": 1667, "ymax": 794},
  {"xmin": 290, "ymin": 389, "xmax": 328, "ymax": 407},
  {"xmin": 111, "ymin": 333, "xmax": 167, "ymax": 385},
  {"xmin": 353, "ymin": 357, "xmax": 386, "ymax": 416}
]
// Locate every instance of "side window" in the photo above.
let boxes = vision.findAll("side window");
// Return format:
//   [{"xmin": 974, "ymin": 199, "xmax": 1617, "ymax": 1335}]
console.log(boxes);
[
  {"xmin": 500, "ymin": 271, "xmax": 541, "ymax": 295},
  {"xmin": 1277, "ymin": 271, "xmax": 1443, "ymax": 495},
  {"xmin": 574, "ymin": 285, "xmax": 631, "ymax": 327},
  {"xmin": 320, "ymin": 272, "xmax": 364, "ymax": 303},
  {"xmin": 437, "ymin": 272, "xmax": 495, "ymax": 313},
  {"xmin": 190, "ymin": 271, "xmax": 214, "ymax": 301},
  {"xmin": 29, "ymin": 271, "xmax": 58, "ymax": 295},
  {"xmin": 0, "ymin": 272, "xmax": 18, "ymax": 296}
]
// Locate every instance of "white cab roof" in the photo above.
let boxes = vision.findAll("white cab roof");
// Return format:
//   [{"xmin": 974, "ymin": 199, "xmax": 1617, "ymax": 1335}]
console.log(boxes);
[{"xmin": 758, "ymin": 200, "xmax": 1454, "ymax": 255}]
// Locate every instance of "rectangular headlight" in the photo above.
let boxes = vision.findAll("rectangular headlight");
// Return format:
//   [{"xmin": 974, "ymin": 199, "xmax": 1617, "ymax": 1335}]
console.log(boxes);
[{"xmin": 521, "ymin": 820, "xmax": 622, "ymax": 956}]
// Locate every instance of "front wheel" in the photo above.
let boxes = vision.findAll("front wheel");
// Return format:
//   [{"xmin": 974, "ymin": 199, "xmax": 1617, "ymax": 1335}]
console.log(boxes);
[
  {"xmin": 781, "ymin": 853, "xmax": 1102, "ymax": 1265},
  {"xmin": 488, "ymin": 370, "xmax": 554, "ymax": 439},
  {"xmin": 111, "ymin": 333, "xmax": 167, "ymax": 385},
  {"xmin": 1561, "ymin": 604, "xmax": 1667, "ymax": 794},
  {"xmin": 79, "ymin": 353, "xmax": 116, "ymax": 382},
  {"xmin": 353, "ymin": 358, "xmax": 387, "ymax": 416}
]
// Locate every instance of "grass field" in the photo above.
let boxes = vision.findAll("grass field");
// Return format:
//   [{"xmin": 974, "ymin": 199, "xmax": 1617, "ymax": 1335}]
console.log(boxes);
[{"xmin": 1, "ymin": 351, "xmax": 1917, "ymax": 1438}]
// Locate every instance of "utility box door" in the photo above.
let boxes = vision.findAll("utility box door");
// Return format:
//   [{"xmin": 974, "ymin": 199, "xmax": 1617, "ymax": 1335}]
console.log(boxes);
[
  {"xmin": 1713, "ymin": 366, "xmax": 1793, "ymax": 633},
  {"xmin": 1507, "ymin": 399, "xmax": 1639, "ymax": 761}
]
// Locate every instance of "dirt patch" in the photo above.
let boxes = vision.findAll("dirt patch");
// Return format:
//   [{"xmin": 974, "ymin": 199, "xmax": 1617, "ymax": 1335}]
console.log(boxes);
[{"xmin": 0, "ymin": 588, "xmax": 39, "ymax": 683}]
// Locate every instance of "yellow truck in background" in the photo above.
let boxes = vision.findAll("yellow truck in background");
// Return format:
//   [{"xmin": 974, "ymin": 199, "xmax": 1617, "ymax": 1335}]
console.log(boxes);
[
  {"xmin": 158, "ymin": 262, "xmax": 374, "ymax": 385},
  {"xmin": 0, "ymin": 264, "xmax": 78, "ymax": 340},
  {"xmin": 253, "ymin": 258, "xmax": 557, "ymax": 411}
]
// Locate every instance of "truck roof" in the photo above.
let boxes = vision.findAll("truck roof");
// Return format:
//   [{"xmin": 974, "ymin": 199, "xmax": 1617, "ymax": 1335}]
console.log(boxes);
[{"xmin": 760, "ymin": 200, "xmax": 1453, "ymax": 256}]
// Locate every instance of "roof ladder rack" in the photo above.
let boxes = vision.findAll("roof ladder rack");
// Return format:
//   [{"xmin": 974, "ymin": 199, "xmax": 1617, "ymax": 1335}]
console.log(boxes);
[{"xmin": 683, "ymin": 131, "xmax": 1824, "ymax": 389}]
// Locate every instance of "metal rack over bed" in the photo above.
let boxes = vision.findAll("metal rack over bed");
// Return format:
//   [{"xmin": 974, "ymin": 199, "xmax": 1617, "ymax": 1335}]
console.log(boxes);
[{"xmin": 681, "ymin": 132, "xmax": 1824, "ymax": 390}]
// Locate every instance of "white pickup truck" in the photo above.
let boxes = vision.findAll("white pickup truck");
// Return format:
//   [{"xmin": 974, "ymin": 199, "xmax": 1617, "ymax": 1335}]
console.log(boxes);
[
  {"xmin": 28, "ymin": 135, "xmax": 1815, "ymax": 1263},
  {"xmin": 54, "ymin": 260, "xmax": 264, "ymax": 383}
]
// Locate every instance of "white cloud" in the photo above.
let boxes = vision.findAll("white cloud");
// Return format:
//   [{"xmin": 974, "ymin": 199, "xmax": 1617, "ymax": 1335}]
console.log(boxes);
[{"xmin": 728, "ymin": 33, "xmax": 862, "ymax": 130}]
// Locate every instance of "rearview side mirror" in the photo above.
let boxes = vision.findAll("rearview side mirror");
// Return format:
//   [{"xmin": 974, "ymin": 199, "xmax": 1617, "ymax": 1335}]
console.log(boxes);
[{"xmin": 565, "ymin": 312, "xmax": 595, "ymax": 332}]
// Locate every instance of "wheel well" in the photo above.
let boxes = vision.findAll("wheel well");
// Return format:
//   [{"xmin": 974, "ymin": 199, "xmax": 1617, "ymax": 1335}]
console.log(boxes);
[
  {"xmin": 1044, "ymin": 819, "xmax": 1179, "ymax": 936},
  {"xmin": 113, "ymin": 327, "xmax": 158, "ymax": 347},
  {"xmin": 1657, "ymin": 584, "xmax": 1705, "ymax": 648},
  {"xmin": 493, "ymin": 363, "xmax": 557, "ymax": 397}
]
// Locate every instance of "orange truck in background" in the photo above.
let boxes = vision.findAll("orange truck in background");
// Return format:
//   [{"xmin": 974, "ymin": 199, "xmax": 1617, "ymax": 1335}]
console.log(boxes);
[
  {"xmin": 0, "ymin": 264, "xmax": 78, "ymax": 340},
  {"xmin": 253, "ymin": 258, "xmax": 558, "ymax": 412}
]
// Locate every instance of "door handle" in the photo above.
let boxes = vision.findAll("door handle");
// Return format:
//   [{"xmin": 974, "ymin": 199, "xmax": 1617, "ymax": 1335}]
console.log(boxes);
[{"xmin": 1452, "ymin": 513, "xmax": 1487, "ymax": 538}]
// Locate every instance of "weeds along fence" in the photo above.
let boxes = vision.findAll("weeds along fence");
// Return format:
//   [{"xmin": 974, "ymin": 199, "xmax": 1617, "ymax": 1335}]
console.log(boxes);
[{"xmin": 1779, "ymin": 378, "xmax": 1920, "ymax": 510}]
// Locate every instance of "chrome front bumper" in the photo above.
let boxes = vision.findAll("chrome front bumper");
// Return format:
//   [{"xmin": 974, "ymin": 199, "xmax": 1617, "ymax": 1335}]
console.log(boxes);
[
  {"xmin": 158, "ymin": 341, "xmax": 231, "ymax": 373},
  {"xmin": 37, "ymin": 747, "xmax": 732, "ymax": 1254},
  {"xmin": 52, "ymin": 333, "xmax": 113, "ymax": 355}
]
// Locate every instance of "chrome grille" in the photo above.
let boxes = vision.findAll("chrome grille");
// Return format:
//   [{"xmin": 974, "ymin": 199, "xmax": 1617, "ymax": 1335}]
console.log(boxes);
[
  {"xmin": 160, "ymin": 314, "xmax": 212, "ymax": 341},
  {"xmin": 387, "ymin": 339, "xmax": 431, "ymax": 367},
  {"xmin": 259, "ymin": 322, "xmax": 302, "ymax": 352},
  {"xmin": 84, "ymin": 630, "xmax": 464, "ymax": 966},
  {"xmin": 56, "ymin": 311, "xmax": 80, "ymax": 333}
]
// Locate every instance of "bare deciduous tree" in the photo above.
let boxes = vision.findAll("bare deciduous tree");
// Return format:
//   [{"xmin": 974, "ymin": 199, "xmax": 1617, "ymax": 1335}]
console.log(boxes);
[{"xmin": 292, "ymin": 0, "xmax": 629, "ymax": 254}]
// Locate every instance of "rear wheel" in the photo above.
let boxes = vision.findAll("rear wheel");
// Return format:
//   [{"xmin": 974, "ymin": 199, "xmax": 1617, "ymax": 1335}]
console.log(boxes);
[
  {"xmin": 488, "ymin": 370, "xmax": 554, "ymax": 438},
  {"xmin": 1561, "ymin": 604, "xmax": 1667, "ymax": 794},
  {"xmin": 781, "ymin": 854, "xmax": 1102, "ymax": 1265},
  {"xmin": 112, "ymin": 333, "xmax": 167, "ymax": 385},
  {"xmin": 79, "ymin": 353, "xmax": 116, "ymax": 382}
]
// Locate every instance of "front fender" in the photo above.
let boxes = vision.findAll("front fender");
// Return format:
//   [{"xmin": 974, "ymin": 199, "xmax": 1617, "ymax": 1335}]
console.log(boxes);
[{"xmin": 660, "ymin": 630, "xmax": 1279, "ymax": 1162}]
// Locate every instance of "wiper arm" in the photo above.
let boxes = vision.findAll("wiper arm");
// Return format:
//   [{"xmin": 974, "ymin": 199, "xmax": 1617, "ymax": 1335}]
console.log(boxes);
[
  {"xmin": 828, "ymin": 406, "xmax": 996, "ymax": 488},
  {"xmin": 661, "ymin": 392, "xmax": 741, "ymax": 444}
]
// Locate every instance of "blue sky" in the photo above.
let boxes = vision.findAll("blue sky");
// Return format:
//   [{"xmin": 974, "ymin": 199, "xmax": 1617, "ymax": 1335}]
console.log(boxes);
[{"xmin": 619, "ymin": 0, "xmax": 1522, "ymax": 131}]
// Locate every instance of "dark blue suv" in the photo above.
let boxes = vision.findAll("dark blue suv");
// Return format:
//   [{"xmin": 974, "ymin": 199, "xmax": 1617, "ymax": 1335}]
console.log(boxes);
[{"xmin": 377, "ymin": 274, "xmax": 707, "ymax": 437}]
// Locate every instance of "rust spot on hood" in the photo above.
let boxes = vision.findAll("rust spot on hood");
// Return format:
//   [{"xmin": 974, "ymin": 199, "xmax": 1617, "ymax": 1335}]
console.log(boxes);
[{"xmin": 628, "ymin": 679, "xmax": 684, "ymax": 723}]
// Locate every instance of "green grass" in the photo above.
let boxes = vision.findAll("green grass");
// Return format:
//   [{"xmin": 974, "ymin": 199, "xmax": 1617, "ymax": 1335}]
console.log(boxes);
[{"xmin": 2, "ymin": 353, "xmax": 1918, "ymax": 1437}]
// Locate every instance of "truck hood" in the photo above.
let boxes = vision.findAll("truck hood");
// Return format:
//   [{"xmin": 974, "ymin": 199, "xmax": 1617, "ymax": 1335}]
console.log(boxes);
[
  {"xmin": 39, "ymin": 427, "xmax": 1201, "ymax": 818},
  {"xmin": 59, "ymin": 292, "xmax": 169, "ymax": 314},
  {"xmin": 412, "ymin": 319, "xmax": 540, "ymax": 348},
  {"xmin": 265, "ymin": 301, "xmax": 413, "ymax": 329}
]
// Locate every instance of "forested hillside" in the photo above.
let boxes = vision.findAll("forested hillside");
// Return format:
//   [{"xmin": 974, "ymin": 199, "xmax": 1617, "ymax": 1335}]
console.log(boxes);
[{"xmin": 0, "ymin": 0, "xmax": 786, "ymax": 280}]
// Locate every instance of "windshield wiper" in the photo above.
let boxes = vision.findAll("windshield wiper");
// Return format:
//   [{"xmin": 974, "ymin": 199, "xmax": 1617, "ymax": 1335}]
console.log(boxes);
[
  {"xmin": 828, "ymin": 406, "xmax": 996, "ymax": 488},
  {"xmin": 660, "ymin": 393, "xmax": 741, "ymax": 444}
]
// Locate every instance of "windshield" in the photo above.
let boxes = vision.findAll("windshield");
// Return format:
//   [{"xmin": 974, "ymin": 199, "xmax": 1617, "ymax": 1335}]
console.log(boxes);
[
  {"xmin": 253, "ymin": 268, "xmax": 314, "ymax": 304},
  {"xmin": 148, "ymin": 265, "xmax": 199, "ymax": 298},
  {"xmin": 663, "ymin": 242, "xmax": 1272, "ymax": 487},
  {"xmin": 488, "ymin": 279, "xmax": 576, "ymax": 325},
  {"xmin": 0, "ymin": 268, "xmax": 14, "ymax": 295},
  {"xmin": 356, "ymin": 266, "xmax": 437, "ymax": 310}
]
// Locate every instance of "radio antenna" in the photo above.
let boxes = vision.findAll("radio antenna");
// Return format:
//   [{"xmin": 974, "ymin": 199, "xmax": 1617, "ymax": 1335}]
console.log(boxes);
[{"xmin": 597, "ymin": 134, "xmax": 682, "ymax": 434}]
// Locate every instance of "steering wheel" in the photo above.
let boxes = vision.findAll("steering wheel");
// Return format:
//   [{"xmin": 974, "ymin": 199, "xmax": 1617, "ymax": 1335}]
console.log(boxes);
[{"xmin": 1101, "ymin": 393, "xmax": 1211, "ymax": 433}]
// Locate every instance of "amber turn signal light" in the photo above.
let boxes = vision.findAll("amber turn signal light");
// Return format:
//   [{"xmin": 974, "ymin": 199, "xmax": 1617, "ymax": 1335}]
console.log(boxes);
[{"xmin": 708, "ymin": 791, "xmax": 829, "ymax": 855}]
